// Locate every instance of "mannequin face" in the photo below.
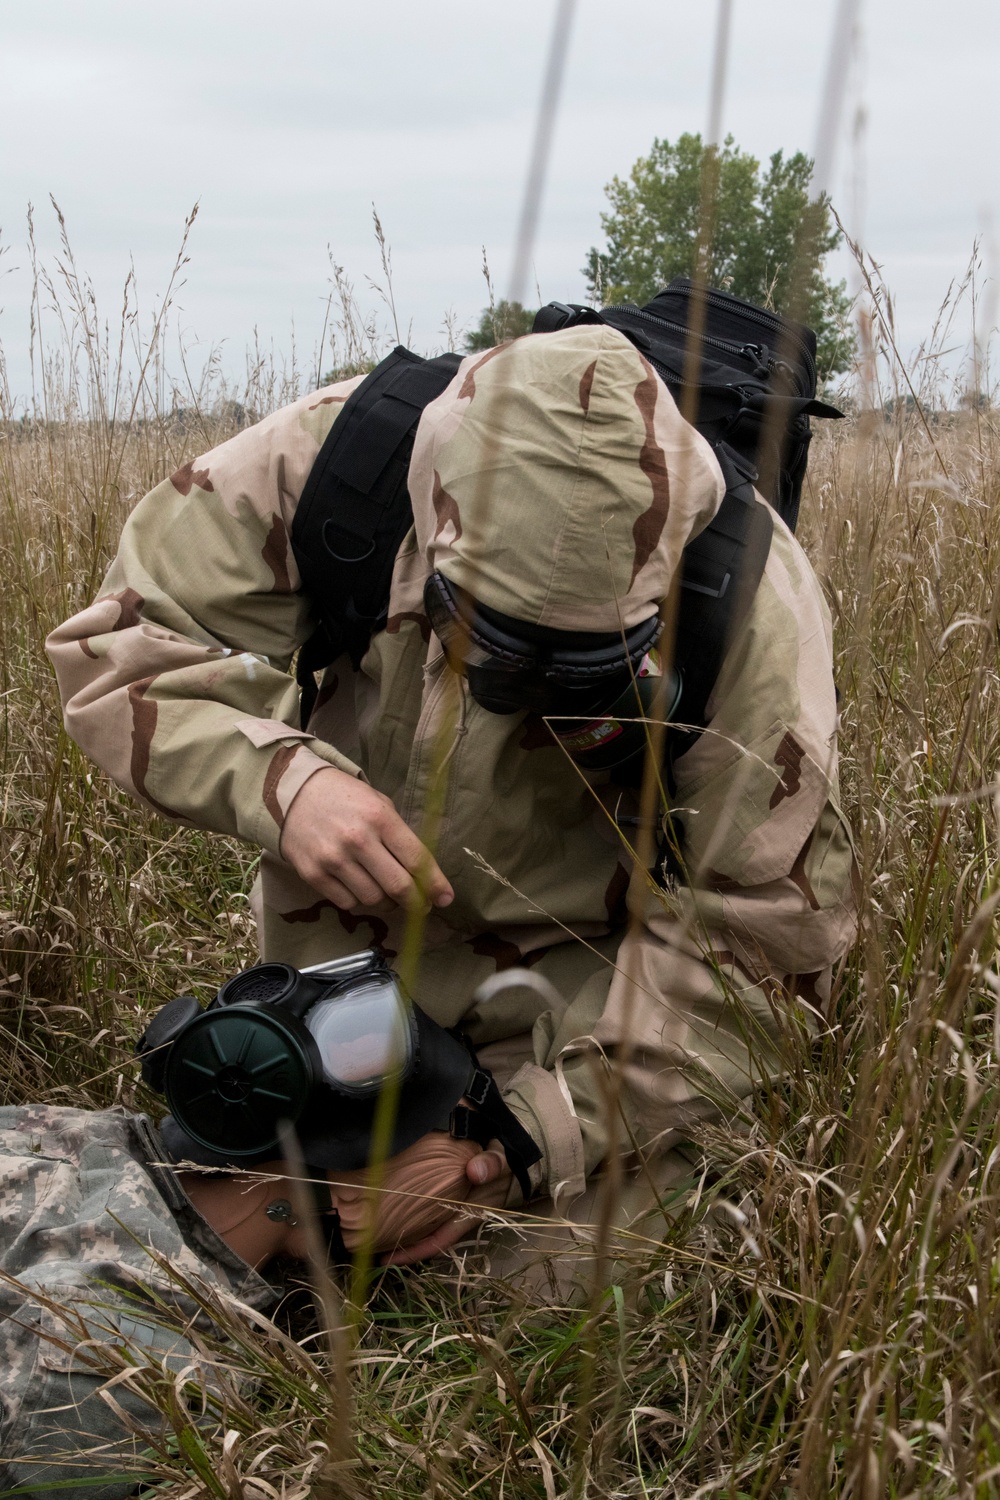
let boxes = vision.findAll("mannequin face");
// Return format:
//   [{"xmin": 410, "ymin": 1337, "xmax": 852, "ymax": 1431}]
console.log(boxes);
[{"xmin": 177, "ymin": 1131, "xmax": 483, "ymax": 1269}]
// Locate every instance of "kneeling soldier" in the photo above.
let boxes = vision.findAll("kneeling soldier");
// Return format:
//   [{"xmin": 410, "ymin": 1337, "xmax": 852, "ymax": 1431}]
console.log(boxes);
[{"xmin": 47, "ymin": 325, "xmax": 858, "ymax": 1264}]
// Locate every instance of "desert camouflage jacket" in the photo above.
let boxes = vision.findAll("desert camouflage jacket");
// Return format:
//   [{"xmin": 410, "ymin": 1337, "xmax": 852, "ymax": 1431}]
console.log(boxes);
[
  {"xmin": 0, "ymin": 1105, "xmax": 274, "ymax": 1497},
  {"xmin": 48, "ymin": 327, "xmax": 858, "ymax": 1206}
]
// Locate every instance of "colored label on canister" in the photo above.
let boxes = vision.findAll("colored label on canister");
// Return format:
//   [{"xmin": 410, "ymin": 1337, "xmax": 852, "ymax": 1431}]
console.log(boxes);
[{"xmin": 554, "ymin": 717, "xmax": 625, "ymax": 754}]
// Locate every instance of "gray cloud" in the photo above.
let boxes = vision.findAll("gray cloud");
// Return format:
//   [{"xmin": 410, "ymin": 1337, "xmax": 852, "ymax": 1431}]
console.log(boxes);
[{"xmin": 2, "ymin": 0, "xmax": 997, "ymax": 399}]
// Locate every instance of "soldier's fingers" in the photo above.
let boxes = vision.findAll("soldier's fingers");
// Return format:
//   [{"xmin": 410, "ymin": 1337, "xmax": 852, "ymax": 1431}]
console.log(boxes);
[
  {"xmin": 379, "ymin": 818, "xmax": 453, "ymax": 906},
  {"xmin": 356, "ymin": 844, "xmax": 429, "ymax": 913},
  {"xmin": 467, "ymin": 1149, "xmax": 507, "ymax": 1186},
  {"xmin": 309, "ymin": 864, "xmax": 382, "ymax": 912},
  {"xmin": 352, "ymin": 895, "xmax": 397, "ymax": 917},
  {"xmin": 313, "ymin": 876, "xmax": 360, "ymax": 910},
  {"xmin": 330, "ymin": 860, "xmax": 386, "ymax": 909}
]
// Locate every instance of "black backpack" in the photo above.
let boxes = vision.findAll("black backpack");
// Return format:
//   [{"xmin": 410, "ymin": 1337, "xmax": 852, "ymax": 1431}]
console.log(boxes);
[
  {"xmin": 290, "ymin": 282, "xmax": 840, "ymax": 733},
  {"xmin": 535, "ymin": 277, "xmax": 843, "ymax": 532}
]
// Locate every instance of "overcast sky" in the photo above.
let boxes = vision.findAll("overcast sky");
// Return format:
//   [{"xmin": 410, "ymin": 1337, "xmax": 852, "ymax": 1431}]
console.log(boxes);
[{"xmin": 2, "ymin": 0, "xmax": 997, "ymax": 402}]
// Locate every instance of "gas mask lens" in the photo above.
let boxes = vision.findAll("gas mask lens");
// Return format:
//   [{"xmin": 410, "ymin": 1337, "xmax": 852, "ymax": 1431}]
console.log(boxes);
[{"xmin": 304, "ymin": 972, "xmax": 414, "ymax": 1092}]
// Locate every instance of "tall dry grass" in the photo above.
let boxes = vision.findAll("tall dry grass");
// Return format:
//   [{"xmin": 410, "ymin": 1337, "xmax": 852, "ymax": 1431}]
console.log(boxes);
[{"xmin": 2, "ymin": 216, "xmax": 1000, "ymax": 1497}]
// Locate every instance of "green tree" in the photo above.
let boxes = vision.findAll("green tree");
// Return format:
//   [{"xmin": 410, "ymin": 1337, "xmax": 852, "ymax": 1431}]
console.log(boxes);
[
  {"xmin": 464, "ymin": 299, "xmax": 536, "ymax": 352},
  {"xmin": 584, "ymin": 133, "xmax": 854, "ymax": 380}
]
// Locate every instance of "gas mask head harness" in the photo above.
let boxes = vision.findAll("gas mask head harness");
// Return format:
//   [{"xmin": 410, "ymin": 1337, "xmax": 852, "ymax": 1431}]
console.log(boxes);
[
  {"xmin": 423, "ymin": 570, "xmax": 682, "ymax": 770},
  {"xmin": 136, "ymin": 950, "xmax": 541, "ymax": 1201}
]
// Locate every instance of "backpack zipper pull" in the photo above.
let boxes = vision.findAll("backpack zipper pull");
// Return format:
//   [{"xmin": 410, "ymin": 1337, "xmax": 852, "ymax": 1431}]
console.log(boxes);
[
  {"xmin": 768, "ymin": 355, "xmax": 798, "ymax": 384},
  {"xmin": 741, "ymin": 343, "xmax": 770, "ymax": 379}
]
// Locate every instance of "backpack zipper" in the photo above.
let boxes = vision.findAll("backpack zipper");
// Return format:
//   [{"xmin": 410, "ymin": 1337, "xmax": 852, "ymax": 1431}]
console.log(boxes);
[
  {"xmin": 697, "ymin": 286, "xmax": 816, "ymax": 383},
  {"xmin": 605, "ymin": 301, "xmax": 815, "ymax": 387},
  {"xmin": 605, "ymin": 303, "xmax": 765, "ymax": 364}
]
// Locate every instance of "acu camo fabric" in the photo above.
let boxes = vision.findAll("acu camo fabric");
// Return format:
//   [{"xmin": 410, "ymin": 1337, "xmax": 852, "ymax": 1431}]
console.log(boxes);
[
  {"xmin": 48, "ymin": 325, "xmax": 858, "ymax": 1208},
  {"xmin": 0, "ymin": 1105, "xmax": 275, "ymax": 1498}
]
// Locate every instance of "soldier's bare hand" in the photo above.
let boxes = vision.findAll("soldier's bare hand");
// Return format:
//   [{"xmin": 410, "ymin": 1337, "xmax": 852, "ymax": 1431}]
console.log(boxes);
[{"xmin": 281, "ymin": 767, "xmax": 453, "ymax": 913}]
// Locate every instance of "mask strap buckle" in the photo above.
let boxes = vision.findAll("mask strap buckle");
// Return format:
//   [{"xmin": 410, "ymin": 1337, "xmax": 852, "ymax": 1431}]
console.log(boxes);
[
  {"xmin": 465, "ymin": 1068, "xmax": 492, "ymax": 1108},
  {"xmin": 449, "ymin": 1104, "xmax": 492, "ymax": 1146},
  {"xmin": 450, "ymin": 1043, "xmax": 543, "ymax": 1201}
]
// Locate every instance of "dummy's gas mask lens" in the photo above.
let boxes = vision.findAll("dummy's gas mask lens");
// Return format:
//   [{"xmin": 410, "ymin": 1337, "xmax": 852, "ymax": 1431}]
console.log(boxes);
[
  {"xmin": 305, "ymin": 971, "xmax": 412, "ymax": 1091},
  {"xmin": 423, "ymin": 570, "xmax": 679, "ymax": 767}
]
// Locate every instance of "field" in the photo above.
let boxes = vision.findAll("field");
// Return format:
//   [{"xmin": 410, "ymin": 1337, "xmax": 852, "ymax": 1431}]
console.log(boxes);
[{"xmin": 2, "ymin": 241, "xmax": 1000, "ymax": 1497}]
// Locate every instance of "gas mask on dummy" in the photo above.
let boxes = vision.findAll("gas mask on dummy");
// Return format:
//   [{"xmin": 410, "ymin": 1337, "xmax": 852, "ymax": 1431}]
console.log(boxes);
[
  {"xmin": 423, "ymin": 570, "xmax": 682, "ymax": 771},
  {"xmin": 136, "ymin": 950, "xmax": 540, "ymax": 1201}
]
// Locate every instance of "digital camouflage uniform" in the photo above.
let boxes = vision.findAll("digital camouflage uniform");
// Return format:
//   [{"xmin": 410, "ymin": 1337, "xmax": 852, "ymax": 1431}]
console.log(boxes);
[
  {"xmin": 0, "ymin": 1105, "xmax": 274, "ymax": 1499},
  {"xmin": 48, "ymin": 326, "xmax": 857, "ymax": 1216}
]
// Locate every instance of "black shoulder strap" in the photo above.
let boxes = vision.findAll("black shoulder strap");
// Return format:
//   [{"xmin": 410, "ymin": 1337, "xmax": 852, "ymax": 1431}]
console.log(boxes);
[
  {"xmin": 672, "ymin": 443, "xmax": 774, "ymax": 746},
  {"xmin": 291, "ymin": 346, "xmax": 462, "ymax": 716}
]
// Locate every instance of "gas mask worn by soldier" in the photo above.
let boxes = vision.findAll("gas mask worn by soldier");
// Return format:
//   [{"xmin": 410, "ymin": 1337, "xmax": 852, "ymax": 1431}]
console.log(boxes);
[{"xmin": 422, "ymin": 570, "xmax": 680, "ymax": 773}]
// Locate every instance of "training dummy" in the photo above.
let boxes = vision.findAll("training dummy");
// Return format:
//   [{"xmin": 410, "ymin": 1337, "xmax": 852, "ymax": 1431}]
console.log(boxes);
[{"xmin": 0, "ymin": 953, "xmax": 511, "ymax": 1495}]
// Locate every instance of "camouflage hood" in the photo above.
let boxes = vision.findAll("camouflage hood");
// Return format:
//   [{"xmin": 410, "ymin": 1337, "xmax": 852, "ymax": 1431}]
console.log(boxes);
[{"xmin": 408, "ymin": 325, "xmax": 726, "ymax": 631}]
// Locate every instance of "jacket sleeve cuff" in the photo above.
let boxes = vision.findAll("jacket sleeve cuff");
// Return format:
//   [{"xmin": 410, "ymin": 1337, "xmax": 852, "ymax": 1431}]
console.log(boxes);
[
  {"xmin": 501, "ymin": 1063, "xmax": 587, "ymax": 1210},
  {"xmin": 240, "ymin": 731, "xmax": 364, "ymax": 857}
]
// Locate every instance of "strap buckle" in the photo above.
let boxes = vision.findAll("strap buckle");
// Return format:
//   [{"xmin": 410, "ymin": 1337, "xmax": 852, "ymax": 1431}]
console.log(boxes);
[
  {"xmin": 450, "ymin": 1104, "xmax": 491, "ymax": 1146},
  {"xmin": 680, "ymin": 569, "xmax": 731, "ymax": 600},
  {"xmin": 466, "ymin": 1068, "xmax": 491, "ymax": 1108}
]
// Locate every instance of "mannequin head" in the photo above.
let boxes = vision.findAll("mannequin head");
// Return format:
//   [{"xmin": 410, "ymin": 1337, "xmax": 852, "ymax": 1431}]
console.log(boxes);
[
  {"xmin": 178, "ymin": 1129, "xmax": 482, "ymax": 1269},
  {"xmin": 325, "ymin": 1130, "xmax": 481, "ymax": 1255}
]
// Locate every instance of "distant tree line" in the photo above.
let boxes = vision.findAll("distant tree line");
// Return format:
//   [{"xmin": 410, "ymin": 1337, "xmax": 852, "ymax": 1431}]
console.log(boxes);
[{"xmin": 465, "ymin": 131, "xmax": 854, "ymax": 382}]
